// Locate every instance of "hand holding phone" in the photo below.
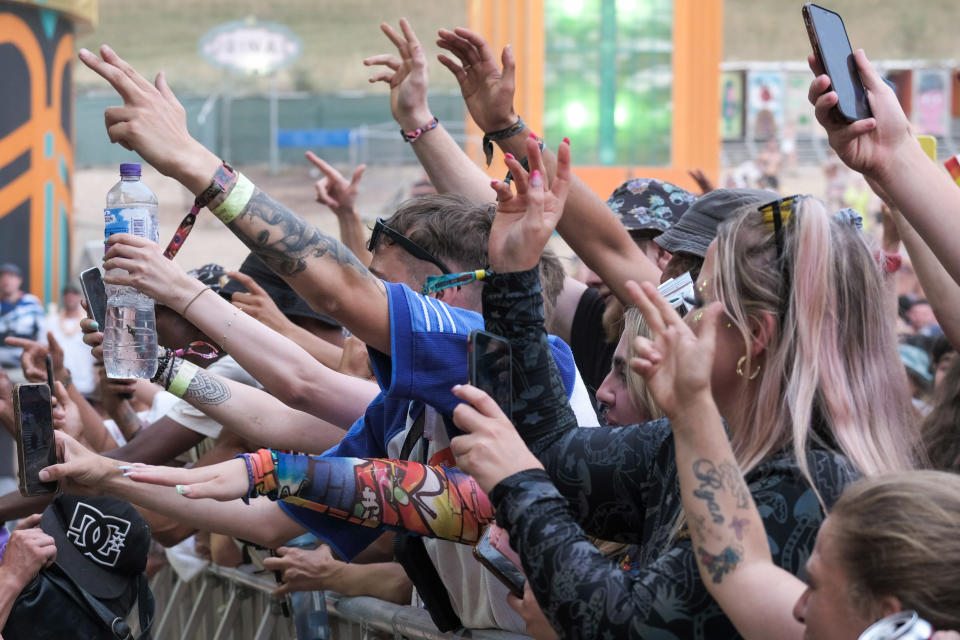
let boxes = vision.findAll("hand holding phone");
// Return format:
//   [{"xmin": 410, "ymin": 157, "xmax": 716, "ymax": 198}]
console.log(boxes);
[
  {"xmin": 13, "ymin": 383, "xmax": 59, "ymax": 497},
  {"xmin": 79, "ymin": 267, "xmax": 107, "ymax": 328},
  {"xmin": 803, "ymin": 3, "xmax": 871, "ymax": 122},
  {"xmin": 468, "ymin": 330, "xmax": 513, "ymax": 420}
]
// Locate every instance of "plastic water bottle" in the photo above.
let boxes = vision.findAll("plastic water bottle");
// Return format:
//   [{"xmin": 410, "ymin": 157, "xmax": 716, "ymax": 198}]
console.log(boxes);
[{"xmin": 102, "ymin": 163, "xmax": 159, "ymax": 379}]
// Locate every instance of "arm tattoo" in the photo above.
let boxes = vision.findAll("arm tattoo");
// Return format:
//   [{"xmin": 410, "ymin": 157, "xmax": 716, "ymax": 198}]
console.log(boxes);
[
  {"xmin": 718, "ymin": 461, "xmax": 751, "ymax": 509},
  {"xmin": 168, "ymin": 360, "xmax": 231, "ymax": 406},
  {"xmin": 232, "ymin": 190, "xmax": 381, "ymax": 294},
  {"xmin": 692, "ymin": 459, "xmax": 725, "ymax": 524},
  {"xmin": 697, "ymin": 544, "xmax": 743, "ymax": 584}
]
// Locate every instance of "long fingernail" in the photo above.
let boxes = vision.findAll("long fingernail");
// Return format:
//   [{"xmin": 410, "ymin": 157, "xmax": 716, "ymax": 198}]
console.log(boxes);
[
  {"xmin": 530, "ymin": 170, "xmax": 543, "ymax": 187},
  {"xmin": 528, "ymin": 132, "xmax": 538, "ymax": 140},
  {"xmin": 176, "ymin": 485, "xmax": 187, "ymax": 495},
  {"xmin": 504, "ymin": 153, "xmax": 514, "ymax": 160}
]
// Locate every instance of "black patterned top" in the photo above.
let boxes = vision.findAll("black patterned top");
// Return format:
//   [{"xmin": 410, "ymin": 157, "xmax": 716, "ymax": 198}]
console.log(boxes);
[{"xmin": 482, "ymin": 267, "xmax": 858, "ymax": 639}]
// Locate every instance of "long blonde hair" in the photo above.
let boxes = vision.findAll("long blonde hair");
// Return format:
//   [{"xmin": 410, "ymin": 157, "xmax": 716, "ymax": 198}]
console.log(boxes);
[
  {"xmin": 831, "ymin": 471, "xmax": 960, "ymax": 628},
  {"xmin": 713, "ymin": 198, "xmax": 917, "ymax": 486},
  {"xmin": 624, "ymin": 306, "xmax": 665, "ymax": 423}
]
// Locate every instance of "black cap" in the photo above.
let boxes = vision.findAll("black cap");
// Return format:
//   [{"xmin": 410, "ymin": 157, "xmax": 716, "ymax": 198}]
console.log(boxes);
[
  {"xmin": 654, "ymin": 188, "xmax": 777, "ymax": 258},
  {"xmin": 222, "ymin": 254, "xmax": 340, "ymax": 327},
  {"xmin": 40, "ymin": 495, "xmax": 151, "ymax": 600}
]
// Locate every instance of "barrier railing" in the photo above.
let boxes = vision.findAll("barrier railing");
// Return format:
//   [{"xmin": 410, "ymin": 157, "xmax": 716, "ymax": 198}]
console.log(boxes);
[{"xmin": 146, "ymin": 563, "xmax": 532, "ymax": 640}]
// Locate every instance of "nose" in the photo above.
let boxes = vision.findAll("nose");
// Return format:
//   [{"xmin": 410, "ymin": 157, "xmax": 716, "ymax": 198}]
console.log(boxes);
[
  {"xmin": 792, "ymin": 588, "xmax": 810, "ymax": 625},
  {"xmin": 596, "ymin": 372, "xmax": 616, "ymax": 407}
]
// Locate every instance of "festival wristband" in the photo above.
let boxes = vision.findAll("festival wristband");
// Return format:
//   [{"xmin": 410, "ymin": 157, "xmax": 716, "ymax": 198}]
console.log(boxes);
[
  {"xmin": 211, "ymin": 173, "xmax": 255, "ymax": 224},
  {"xmin": 482, "ymin": 117, "xmax": 526, "ymax": 166},
  {"xmin": 167, "ymin": 361, "xmax": 200, "ymax": 398},
  {"xmin": 235, "ymin": 453, "xmax": 255, "ymax": 505},
  {"xmin": 243, "ymin": 449, "xmax": 279, "ymax": 500}
]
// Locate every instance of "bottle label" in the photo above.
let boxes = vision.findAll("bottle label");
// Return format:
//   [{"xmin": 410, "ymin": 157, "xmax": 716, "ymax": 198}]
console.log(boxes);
[{"xmin": 104, "ymin": 207, "xmax": 156, "ymax": 242}]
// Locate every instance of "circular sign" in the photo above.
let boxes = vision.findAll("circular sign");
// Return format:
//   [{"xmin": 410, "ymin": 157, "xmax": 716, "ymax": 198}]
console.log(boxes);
[{"xmin": 200, "ymin": 19, "xmax": 302, "ymax": 75}]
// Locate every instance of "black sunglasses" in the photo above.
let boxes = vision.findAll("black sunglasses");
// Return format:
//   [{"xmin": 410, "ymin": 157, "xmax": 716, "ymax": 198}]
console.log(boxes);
[
  {"xmin": 757, "ymin": 194, "xmax": 811, "ymax": 328},
  {"xmin": 367, "ymin": 218, "xmax": 451, "ymax": 275}
]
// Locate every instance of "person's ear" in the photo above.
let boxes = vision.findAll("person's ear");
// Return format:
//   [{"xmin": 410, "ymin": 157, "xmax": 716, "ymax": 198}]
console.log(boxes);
[
  {"xmin": 748, "ymin": 312, "xmax": 777, "ymax": 358},
  {"xmin": 875, "ymin": 594, "xmax": 902, "ymax": 619},
  {"xmin": 656, "ymin": 248, "xmax": 672, "ymax": 272}
]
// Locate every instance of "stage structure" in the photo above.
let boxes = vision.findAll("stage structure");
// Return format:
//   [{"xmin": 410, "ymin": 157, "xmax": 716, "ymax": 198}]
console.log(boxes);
[
  {"xmin": 0, "ymin": 0, "xmax": 95, "ymax": 303},
  {"xmin": 467, "ymin": 0, "xmax": 722, "ymax": 197}
]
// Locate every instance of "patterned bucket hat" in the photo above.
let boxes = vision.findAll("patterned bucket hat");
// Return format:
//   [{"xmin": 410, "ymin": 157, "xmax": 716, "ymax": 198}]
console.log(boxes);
[{"xmin": 605, "ymin": 178, "xmax": 698, "ymax": 235}]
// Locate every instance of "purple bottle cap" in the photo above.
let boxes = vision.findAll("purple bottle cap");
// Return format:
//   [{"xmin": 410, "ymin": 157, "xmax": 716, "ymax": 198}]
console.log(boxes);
[{"xmin": 119, "ymin": 163, "xmax": 142, "ymax": 176}]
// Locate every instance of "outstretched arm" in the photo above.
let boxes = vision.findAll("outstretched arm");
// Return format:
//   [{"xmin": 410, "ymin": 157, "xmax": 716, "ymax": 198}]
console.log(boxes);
[
  {"xmin": 365, "ymin": 19, "xmax": 494, "ymax": 204},
  {"xmin": 808, "ymin": 49, "xmax": 960, "ymax": 287},
  {"xmin": 79, "ymin": 45, "xmax": 391, "ymax": 354},
  {"xmin": 436, "ymin": 27, "xmax": 662, "ymax": 301}
]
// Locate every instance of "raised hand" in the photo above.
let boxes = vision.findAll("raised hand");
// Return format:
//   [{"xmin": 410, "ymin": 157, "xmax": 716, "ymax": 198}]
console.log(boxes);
[
  {"xmin": 119, "ymin": 458, "xmax": 248, "ymax": 501},
  {"xmin": 363, "ymin": 19, "xmax": 433, "ymax": 131},
  {"xmin": 487, "ymin": 136, "xmax": 571, "ymax": 273},
  {"xmin": 77, "ymin": 45, "xmax": 220, "ymax": 194},
  {"xmin": 225, "ymin": 270, "xmax": 288, "ymax": 334},
  {"xmin": 807, "ymin": 49, "xmax": 912, "ymax": 179},
  {"xmin": 39, "ymin": 430, "xmax": 117, "ymax": 493},
  {"xmin": 4, "ymin": 336, "xmax": 49, "ymax": 383},
  {"xmin": 436, "ymin": 27, "xmax": 517, "ymax": 133},
  {"xmin": 449, "ymin": 384, "xmax": 542, "ymax": 494},
  {"xmin": 51, "ymin": 381, "xmax": 83, "ymax": 441},
  {"xmin": 305, "ymin": 152, "xmax": 365, "ymax": 218},
  {"xmin": 103, "ymin": 233, "xmax": 202, "ymax": 313},
  {"xmin": 626, "ymin": 280, "xmax": 723, "ymax": 420}
]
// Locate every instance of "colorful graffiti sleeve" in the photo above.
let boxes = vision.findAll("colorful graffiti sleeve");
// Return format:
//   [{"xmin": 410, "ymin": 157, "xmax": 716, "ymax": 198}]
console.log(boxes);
[{"xmin": 272, "ymin": 453, "xmax": 494, "ymax": 545}]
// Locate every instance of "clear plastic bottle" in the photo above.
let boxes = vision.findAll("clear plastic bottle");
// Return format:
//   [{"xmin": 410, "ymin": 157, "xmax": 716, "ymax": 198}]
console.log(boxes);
[{"xmin": 102, "ymin": 163, "xmax": 159, "ymax": 379}]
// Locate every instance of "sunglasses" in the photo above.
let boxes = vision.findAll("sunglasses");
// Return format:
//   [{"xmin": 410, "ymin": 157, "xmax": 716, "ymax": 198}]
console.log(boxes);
[
  {"xmin": 757, "ymin": 194, "xmax": 811, "ymax": 328},
  {"xmin": 367, "ymin": 218, "xmax": 451, "ymax": 275}
]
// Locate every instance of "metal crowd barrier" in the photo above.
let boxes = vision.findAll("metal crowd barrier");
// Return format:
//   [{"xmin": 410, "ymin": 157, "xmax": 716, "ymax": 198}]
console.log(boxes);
[{"xmin": 144, "ymin": 563, "xmax": 532, "ymax": 640}]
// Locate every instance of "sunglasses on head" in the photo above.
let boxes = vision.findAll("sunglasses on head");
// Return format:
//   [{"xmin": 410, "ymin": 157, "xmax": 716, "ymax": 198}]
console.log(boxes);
[
  {"xmin": 757, "ymin": 194, "xmax": 811, "ymax": 328},
  {"xmin": 367, "ymin": 218, "xmax": 451, "ymax": 275}
]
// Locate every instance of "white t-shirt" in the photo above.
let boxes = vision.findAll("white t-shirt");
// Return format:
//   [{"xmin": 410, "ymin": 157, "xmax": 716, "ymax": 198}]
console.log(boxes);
[
  {"xmin": 165, "ymin": 356, "xmax": 262, "ymax": 439},
  {"xmin": 43, "ymin": 313, "xmax": 97, "ymax": 395}
]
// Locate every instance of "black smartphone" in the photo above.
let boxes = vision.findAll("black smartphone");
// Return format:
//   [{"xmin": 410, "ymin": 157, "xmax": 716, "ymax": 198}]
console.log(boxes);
[
  {"xmin": 468, "ymin": 330, "xmax": 512, "ymax": 420},
  {"xmin": 79, "ymin": 267, "xmax": 107, "ymax": 328},
  {"xmin": 13, "ymin": 383, "xmax": 59, "ymax": 497},
  {"xmin": 802, "ymin": 3, "xmax": 871, "ymax": 122},
  {"xmin": 45, "ymin": 354, "xmax": 55, "ymax": 396},
  {"xmin": 473, "ymin": 526, "xmax": 525, "ymax": 598}
]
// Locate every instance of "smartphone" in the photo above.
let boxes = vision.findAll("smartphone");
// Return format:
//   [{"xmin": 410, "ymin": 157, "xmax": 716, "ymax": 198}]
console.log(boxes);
[
  {"xmin": 473, "ymin": 526, "xmax": 525, "ymax": 598},
  {"xmin": 79, "ymin": 267, "xmax": 107, "ymax": 328},
  {"xmin": 45, "ymin": 355, "xmax": 55, "ymax": 396},
  {"xmin": 802, "ymin": 3, "xmax": 871, "ymax": 122},
  {"xmin": 13, "ymin": 383, "xmax": 59, "ymax": 497},
  {"xmin": 468, "ymin": 330, "xmax": 512, "ymax": 420}
]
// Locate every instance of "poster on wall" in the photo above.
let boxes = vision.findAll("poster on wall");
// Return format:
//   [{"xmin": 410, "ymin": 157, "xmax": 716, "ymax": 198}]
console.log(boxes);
[
  {"xmin": 913, "ymin": 69, "xmax": 949, "ymax": 136},
  {"xmin": 783, "ymin": 72, "xmax": 815, "ymax": 139},
  {"xmin": 747, "ymin": 70, "xmax": 784, "ymax": 140},
  {"xmin": 719, "ymin": 71, "xmax": 744, "ymax": 140}
]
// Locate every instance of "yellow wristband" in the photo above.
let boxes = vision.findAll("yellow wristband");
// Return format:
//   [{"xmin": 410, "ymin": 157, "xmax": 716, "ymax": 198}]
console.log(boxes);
[
  {"xmin": 211, "ymin": 173, "xmax": 254, "ymax": 224},
  {"xmin": 167, "ymin": 361, "xmax": 200, "ymax": 398}
]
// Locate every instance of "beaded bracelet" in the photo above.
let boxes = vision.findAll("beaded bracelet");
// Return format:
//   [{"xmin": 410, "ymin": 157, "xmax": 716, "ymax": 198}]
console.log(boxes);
[
  {"xmin": 240, "ymin": 448, "xmax": 279, "ymax": 501},
  {"xmin": 234, "ymin": 453, "xmax": 255, "ymax": 505}
]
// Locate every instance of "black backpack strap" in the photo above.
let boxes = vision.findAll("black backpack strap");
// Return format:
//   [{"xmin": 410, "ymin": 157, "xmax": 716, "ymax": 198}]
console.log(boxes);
[
  {"xmin": 134, "ymin": 573, "xmax": 155, "ymax": 639},
  {"xmin": 392, "ymin": 407, "xmax": 463, "ymax": 632},
  {"xmin": 43, "ymin": 567, "xmax": 133, "ymax": 639}
]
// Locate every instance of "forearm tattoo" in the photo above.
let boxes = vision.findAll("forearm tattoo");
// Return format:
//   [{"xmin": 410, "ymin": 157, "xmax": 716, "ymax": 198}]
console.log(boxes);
[
  {"xmin": 697, "ymin": 544, "xmax": 743, "ymax": 584},
  {"xmin": 231, "ymin": 189, "xmax": 381, "ymax": 293},
  {"xmin": 167, "ymin": 359, "xmax": 231, "ymax": 405}
]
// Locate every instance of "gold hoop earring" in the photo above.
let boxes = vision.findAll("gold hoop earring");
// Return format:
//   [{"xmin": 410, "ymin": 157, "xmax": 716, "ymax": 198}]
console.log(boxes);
[{"xmin": 736, "ymin": 356, "xmax": 760, "ymax": 380}]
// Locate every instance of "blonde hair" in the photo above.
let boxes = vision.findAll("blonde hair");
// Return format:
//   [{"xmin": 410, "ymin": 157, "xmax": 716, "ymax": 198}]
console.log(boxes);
[
  {"xmin": 830, "ymin": 471, "xmax": 960, "ymax": 628},
  {"xmin": 713, "ymin": 198, "xmax": 917, "ymax": 486},
  {"xmin": 623, "ymin": 306, "xmax": 665, "ymax": 423}
]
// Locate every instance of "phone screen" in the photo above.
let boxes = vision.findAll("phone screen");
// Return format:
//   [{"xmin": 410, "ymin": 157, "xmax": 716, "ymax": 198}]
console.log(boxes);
[
  {"xmin": 804, "ymin": 4, "xmax": 871, "ymax": 121},
  {"xmin": 469, "ymin": 330, "xmax": 512, "ymax": 419},
  {"xmin": 15, "ymin": 384, "xmax": 58, "ymax": 496},
  {"xmin": 474, "ymin": 527, "xmax": 526, "ymax": 598},
  {"xmin": 79, "ymin": 267, "xmax": 107, "ymax": 328}
]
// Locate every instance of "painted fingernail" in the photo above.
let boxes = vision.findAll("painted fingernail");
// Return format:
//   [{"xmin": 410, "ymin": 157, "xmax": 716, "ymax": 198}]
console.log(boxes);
[
  {"xmin": 504, "ymin": 153, "xmax": 514, "ymax": 160},
  {"xmin": 528, "ymin": 132, "xmax": 538, "ymax": 140},
  {"xmin": 563, "ymin": 137, "xmax": 570, "ymax": 145},
  {"xmin": 91, "ymin": 322, "xmax": 99, "ymax": 330},
  {"xmin": 122, "ymin": 471, "xmax": 134, "ymax": 477},
  {"xmin": 530, "ymin": 170, "xmax": 543, "ymax": 187},
  {"xmin": 490, "ymin": 180, "xmax": 498, "ymax": 187},
  {"xmin": 117, "ymin": 465, "xmax": 132, "ymax": 471},
  {"xmin": 452, "ymin": 384, "xmax": 462, "ymax": 391},
  {"xmin": 176, "ymin": 485, "xmax": 186, "ymax": 496}
]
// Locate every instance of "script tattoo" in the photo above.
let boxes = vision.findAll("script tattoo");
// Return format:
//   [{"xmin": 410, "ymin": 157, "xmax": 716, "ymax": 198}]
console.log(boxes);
[
  {"xmin": 718, "ymin": 461, "xmax": 751, "ymax": 509},
  {"xmin": 233, "ymin": 190, "xmax": 381, "ymax": 295},
  {"xmin": 697, "ymin": 544, "xmax": 743, "ymax": 584},
  {"xmin": 692, "ymin": 459, "xmax": 725, "ymax": 524}
]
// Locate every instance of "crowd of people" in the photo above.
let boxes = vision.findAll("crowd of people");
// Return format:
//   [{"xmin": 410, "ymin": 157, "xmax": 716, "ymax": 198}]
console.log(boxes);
[{"xmin": 0, "ymin": 16, "xmax": 959, "ymax": 640}]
